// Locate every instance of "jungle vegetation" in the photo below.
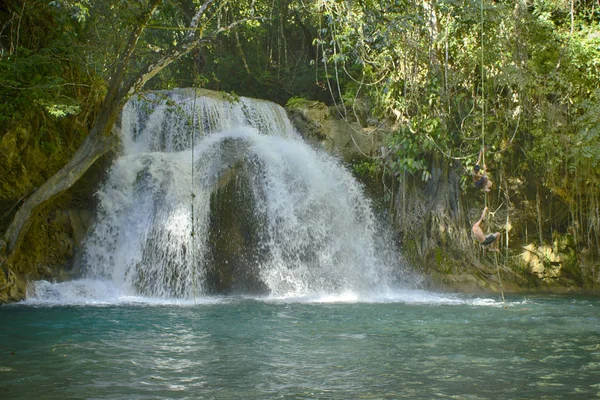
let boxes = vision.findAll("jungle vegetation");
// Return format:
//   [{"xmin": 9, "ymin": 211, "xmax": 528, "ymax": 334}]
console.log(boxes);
[{"xmin": 1, "ymin": 0, "xmax": 599, "ymax": 287}]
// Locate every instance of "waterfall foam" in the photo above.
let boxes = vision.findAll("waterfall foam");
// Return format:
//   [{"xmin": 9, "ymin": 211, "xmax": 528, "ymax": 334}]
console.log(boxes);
[{"xmin": 28, "ymin": 89, "xmax": 419, "ymax": 302}]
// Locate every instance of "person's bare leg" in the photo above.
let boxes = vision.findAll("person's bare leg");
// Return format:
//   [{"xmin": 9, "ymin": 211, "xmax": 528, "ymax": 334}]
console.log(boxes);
[
  {"xmin": 483, "ymin": 177, "xmax": 492, "ymax": 192},
  {"xmin": 489, "ymin": 232, "xmax": 501, "ymax": 252}
]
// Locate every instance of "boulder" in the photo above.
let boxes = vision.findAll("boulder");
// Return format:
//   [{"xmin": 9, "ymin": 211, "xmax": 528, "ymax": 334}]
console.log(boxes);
[
  {"xmin": 204, "ymin": 139, "xmax": 268, "ymax": 294},
  {"xmin": 287, "ymin": 100, "xmax": 382, "ymax": 162}
]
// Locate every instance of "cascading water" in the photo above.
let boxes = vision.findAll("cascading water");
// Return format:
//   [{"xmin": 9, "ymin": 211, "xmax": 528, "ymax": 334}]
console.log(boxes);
[{"xmin": 29, "ymin": 88, "xmax": 419, "ymax": 302}]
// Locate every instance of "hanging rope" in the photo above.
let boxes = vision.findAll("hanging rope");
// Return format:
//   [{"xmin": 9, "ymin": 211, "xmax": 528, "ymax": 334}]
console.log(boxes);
[
  {"xmin": 493, "ymin": 252, "xmax": 507, "ymax": 306},
  {"xmin": 190, "ymin": 52, "xmax": 200, "ymax": 303},
  {"xmin": 480, "ymin": 0, "xmax": 487, "ymax": 210},
  {"xmin": 501, "ymin": 168, "xmax": 511, "ymax": 309},
  {"xmin": 479, "ymin": 0, "xmax": 504, "ymax": 308}
]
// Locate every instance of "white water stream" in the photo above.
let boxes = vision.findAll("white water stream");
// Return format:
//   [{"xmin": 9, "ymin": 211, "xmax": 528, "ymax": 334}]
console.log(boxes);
[{"xmin": 29, "ymin": 89, "xmax": 419, "ymax": 302}]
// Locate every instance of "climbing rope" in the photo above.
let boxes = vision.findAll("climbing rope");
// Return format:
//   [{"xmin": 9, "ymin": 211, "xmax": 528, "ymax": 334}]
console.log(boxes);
[
  {"xmin": 494, "ymin": 252, "xmax": 507, "ymax": 307},
  {"xmin": 190, "ymin": 53, "xmax": 200, "ymax": 303},
  {"xmin": 479, "ymin": 0, "xmax": 505, "ymax": 307},
  {"xmin": 480, "ymin": 0, "xmax": 487, "ymax": 210},
  {"xmin": 481, "ymin": 1, "xmax": 500, "ymax": 306}
]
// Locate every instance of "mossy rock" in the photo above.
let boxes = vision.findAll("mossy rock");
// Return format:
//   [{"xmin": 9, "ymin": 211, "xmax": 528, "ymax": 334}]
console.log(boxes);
[
  {"xmin": 205, "ymin": 158, "xmax": 268, "ymax": 295},
  {"xmin": 286, "ymin": 98, "xmax": 382, "ymax": 162}
]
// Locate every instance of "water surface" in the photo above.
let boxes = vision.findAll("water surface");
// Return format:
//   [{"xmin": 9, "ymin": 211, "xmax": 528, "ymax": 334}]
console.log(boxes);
[{"xmin": 1, "ymin": 293, "xmax": 599, "ymax": 399}]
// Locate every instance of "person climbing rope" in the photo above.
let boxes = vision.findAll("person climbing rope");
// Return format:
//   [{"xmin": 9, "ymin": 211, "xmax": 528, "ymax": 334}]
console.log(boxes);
[
  {"xmin": 472, "ymin": 206, "xmax": 500, "ymax": 251},
  {"xmin": 472, "ymin": 148, "xmax": 492, "ymax": 192}
]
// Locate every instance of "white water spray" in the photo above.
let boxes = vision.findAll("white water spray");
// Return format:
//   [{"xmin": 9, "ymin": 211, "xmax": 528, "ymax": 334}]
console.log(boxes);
[{"xmin": 28, "ymin": 89, "xmax": 419, "ymax": 302}]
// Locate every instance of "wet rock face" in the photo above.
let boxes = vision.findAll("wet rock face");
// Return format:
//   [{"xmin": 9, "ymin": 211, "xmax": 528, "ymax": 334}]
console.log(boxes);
[
  {"xmin": 201, "ymin": 139, "xmax": 268, "ymax": 295},
  {"xmin": 0, "ymin": 239, "xmax": 25, "ymax": 303},
  {"xmin": 205, "ymin": 160, "xmax": 268, "ymax": 295},
  {"xmin": 0, "ymin": 208, "xmax": 94, "ymax": 303}
]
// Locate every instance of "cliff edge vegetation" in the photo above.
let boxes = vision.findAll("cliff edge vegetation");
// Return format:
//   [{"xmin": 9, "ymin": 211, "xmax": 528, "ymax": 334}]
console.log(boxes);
[{"xmin": 303, "ymin": 0, "xmax": 599, "ymax": 293}]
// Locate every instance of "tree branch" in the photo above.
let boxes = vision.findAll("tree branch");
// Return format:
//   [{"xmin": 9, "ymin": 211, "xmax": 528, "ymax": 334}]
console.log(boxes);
[
  {"xmin": 126, "ymin": 18, "xmax": 253, "ymax": 96},
  {"xmin": 3, "ymin": 1, "xmax": 253, "ymax": 257}
]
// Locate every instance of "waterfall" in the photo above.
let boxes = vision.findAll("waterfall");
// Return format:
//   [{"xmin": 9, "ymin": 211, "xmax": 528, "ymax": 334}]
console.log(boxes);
[{"xmin": 29, "ymin": 89, "xmax": 419, "ymax": 302}]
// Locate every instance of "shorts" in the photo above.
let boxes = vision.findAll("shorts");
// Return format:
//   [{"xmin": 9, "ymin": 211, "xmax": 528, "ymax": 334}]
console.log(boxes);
[
  {"xmin": 474, "ymin": 176, "xmax": 486, "ymax": 189},
  {"xmin": 482, "ymin": 234, "xmax": 497, "ymax": 246}
]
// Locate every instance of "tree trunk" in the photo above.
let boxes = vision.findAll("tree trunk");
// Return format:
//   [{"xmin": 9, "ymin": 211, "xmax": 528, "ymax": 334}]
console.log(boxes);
[{"xmin": 4, "ymin": 107, "xmax": 118, "ymax": 255}]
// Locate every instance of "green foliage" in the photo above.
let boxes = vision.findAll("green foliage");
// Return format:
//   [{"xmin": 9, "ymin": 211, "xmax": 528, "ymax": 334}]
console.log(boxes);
[
  {"xmin": 49, "ymin": 0, "xmax": 90, "ymax": 23},
  {"xmin": 312, "ymin": 0, "xmax": 600, "ymax": 250},
  {"xmin": 0, "ymin": 0, "xmax": 102, "ymax": 129},
  {"xmin": 286, "ymin": 97, "xmax": 313, "ymax": 111},
  {"xmin": 223, "ymin": 92, "xmax": 241, "ymax": 104},
  {"xmin": 352, "ymin": 160, "xmax": 380, "ymax": 179},
  {"xmin": 0, "ymin": 0, "xmax": 106, "ymax": 213},
  {"xmin": 384, "ymin": 125, "xmax": 430, "ymax": 179},
  {"xmin": 141, "ymin": 0, "xmax": 328, "ymax": 105}
]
